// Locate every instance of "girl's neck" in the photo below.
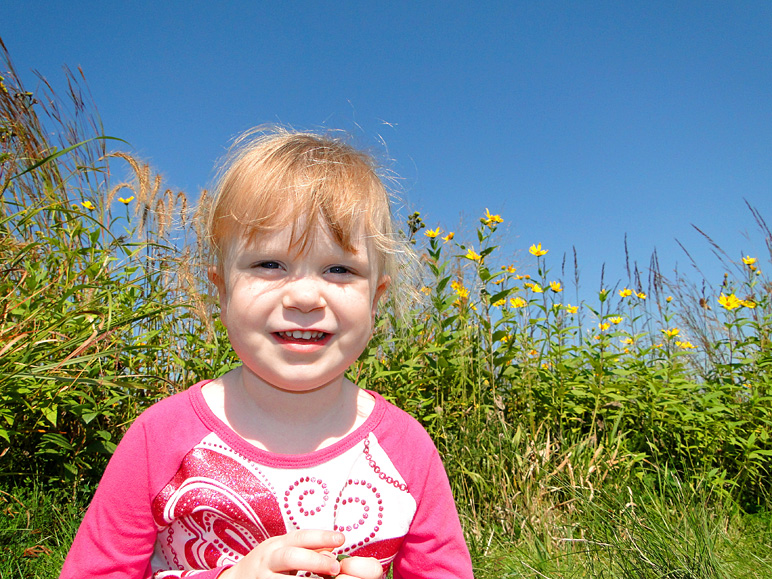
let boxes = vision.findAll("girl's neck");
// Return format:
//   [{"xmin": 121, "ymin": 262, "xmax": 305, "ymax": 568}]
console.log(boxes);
[{"xmin": 205, "ymin": 366, "xmax": 374, "ymax": 455}]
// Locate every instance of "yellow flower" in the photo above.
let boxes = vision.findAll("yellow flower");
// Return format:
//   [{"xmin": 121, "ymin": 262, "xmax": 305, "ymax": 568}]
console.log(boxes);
[
  {"xmin": 510, "ymin": 297, "xmax": 527, "ymax": 308},
  {"xmin": 118, "ymin": 196, "xmax": 135, "ymax": 204},
  {"xmin": 565, "ymin": 304, "xmax": 578, "ymax": 314},
  {"xmin": 609, "ymin": 316, "xmax": 623, "ymax": 325},
  {"xmin": 527, "ymin": 349, "xmax": 538, "ymax": 357},
  {"xmin": 515, "ymin": 274, "xmax": 531, "ymax": 280},
  {"xmin": 420, "ymin": 286, "xmax": 432, "ymax": 295},
  {"xmin": 718, "ymin": 293, "xmax": 742, "ymax": 310},
  {"xmin": 743, "ymin": 255, "xmax": 757, "ymax": 266},
  {"xmin": 636, "ymin": 292, "xmax": 647, "ymax": 300},
  {"xmin": 482, "ymin": 208, "xmax": 504, "ymax": 227},
  {"xmin": 442, "ymin": 231, "xmax": 455, "ymax": 242},
  {"xmin": 549, "ymin": 281, "xmax": 562, "ymax": 293},
  {"xmin": 500, "ymin": 334, "xmax": 510, "ymax": 344},
  {"xmin": 676, "ymin": 341, "xmax": 696, "ymax": 349},
  {"xmin": 531, "ymin": 283, "xmax": 544, "ymax": 293},
  {"xmin": 529, "ymin": 243, "xmax": 549, "ymax": 257},
  {"xmin": 492, "ymin": 298, "xmax": 505, "ymax": 307},
  {"xmin": 621, "ymin": 337, "xmax": 634, "ymax": 345},
  {"xmin": 465, "ymin": 248, "xmax": 482, "ymax": 261},
  {"xmin": 501, "ymin": 265, "xmax": 517, "ymax": 273},
  {"xmin": 666, "ymin": 296, "xmax": 673, "ymax": 303},
  {"xmin": 492, "ymin": 277, "xmax": 506, "ymax": 285},
  {"xmin": 424, "ymin": 227, "xmax": 441, "ymax": 238},
  {"xmin": 619, "ymin": 288, "xmax": 633, "ymax": 298},
  {"xmin": 742, "ymin": 299, "xmax": 757, "ymax": 309},
  {"xmin": 81, "ymin": 201, "xmax": 95, "ymax": 210},
  {"xmin": 661, "ymin": 328, "xmax": 680, "ymax": 338},
  {"xmin": 451, "ymin": 280, "xmax": 469, "ymax": 299},
  {"xmin": 598, "ymin": 322, "xmax": 611, "ymax": 331}
]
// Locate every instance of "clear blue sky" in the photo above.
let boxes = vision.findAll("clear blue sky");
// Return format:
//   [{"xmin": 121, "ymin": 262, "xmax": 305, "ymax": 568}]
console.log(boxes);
[{"xmin": 4, "ymin": 1, "xmax": 772, "ymax": 296}]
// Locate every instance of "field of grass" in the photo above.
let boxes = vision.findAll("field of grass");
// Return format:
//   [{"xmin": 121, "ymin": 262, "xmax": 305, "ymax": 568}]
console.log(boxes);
[{"xmin": 2, "ymin": 37, "xmax": 771, "ymax": 577}]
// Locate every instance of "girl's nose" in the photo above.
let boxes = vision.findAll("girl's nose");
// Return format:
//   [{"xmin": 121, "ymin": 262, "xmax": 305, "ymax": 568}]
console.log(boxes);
[{"xmin": 281, "ymin": 278, "xmax": 326, "ymax": 312}]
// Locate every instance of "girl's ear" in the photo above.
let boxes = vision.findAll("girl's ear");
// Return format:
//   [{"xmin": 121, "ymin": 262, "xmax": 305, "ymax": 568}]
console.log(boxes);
[
  {"xmin": 371, "ymin": 275, "xmax": 391, "ymax": 318},
  {"xmin": 208, "ymin": 266, "xmax": 226, "ymax": 298}
]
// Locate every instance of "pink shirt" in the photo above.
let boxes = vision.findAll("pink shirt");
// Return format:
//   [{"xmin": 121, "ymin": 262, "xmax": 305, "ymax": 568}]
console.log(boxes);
[{"xmin": 61, "ymin": 382, "xmax": 473, "ymax": 578}]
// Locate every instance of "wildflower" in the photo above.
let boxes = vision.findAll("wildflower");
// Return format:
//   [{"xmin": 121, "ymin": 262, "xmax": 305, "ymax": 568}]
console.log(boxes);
[
  {"xmin": 565, "ymin": 304, "xmax": 578, "ymax": 314},
  {"xmin": 492, "ymin": 277, "xmax": 506, "ymax": 285},
  {"xmin": 741, "ymin": 299, "xmax": 757, "ymax": 309},
  {"xmin": 465, "ymin": 248, "xmax": 482, "ymax": 262},
  {"xmin": 598, "ymin": 322, "xmax": 611, "ymax": 331},
  {"xmin": 118, "ymin": 196, "xmax": 135, "ymax": 204},
  {"xmin": 500, "ymin": 334, "xmax": 510, "ymax": 344},
  {"xmin": 442, "ymin": 231, "xmax": 455, "ymax": 242},
  {"xmin": 549, "ymin": 281, "xmax": 562, "ymax": 293},
  {"xmin": 666, "ymin": 296, "xmax": 673, "ymax": 303},
  {"xmin": 661, "ymin": 328, "xmax": 680, "ymax": 338},
  {"xmin": 515, "ymin": 274, "xmax": 531, "ymax": 280},
  {"xmin": 424, "ymin": 227, "xmax": 441, "ymax": 238},
  {"xmin": 451, "ymin": 280, "xmax": 469, "ymax": 299},
  {"xmin": 676, "ymin": 341, "xmax": 696, "ymax": 349},
  {"xmin": 482, "ymin": 208, "xmax": 504, "ymax": 227},
  {"xmin": 541, "ymin": 362, "xmax": 551, "ymax": 369},
  {"xmin": 500, "ymin": 265, "xmax": 517, "ymax": 273},
  {"xmin": 492, "ymin": 298, "xmax": 506, "ymax": 307},
  {"xmin": 531, "ymin": 283, "xmax": 544, "ymax": 293},
  {"xmin": 636, "ymin": 292, "xmax": 647, "ymax": 300},
  {"xmin": 609, "ymin": 316, "xmax": 623, "ymax": 325},
  {"xmin": 743, "ymin": 255, "xmax": 757, "ymax": 266},
  {"xmin": 527, "ymin": 349, "xmax": 538, "ymax": 357},
  {"xmin": 718, "ymin": 293, "xmax": 742, "ymax": 310},
  {"xmin": 81, "ymin": 201, "xmax": 95, "ymax": 210},
  {"xmin": 621, "ymin": 337, "xmax": 634, "ymax": 345},
  {"xmin": 510, "ymin": 297, "xmax": 527, "ymax": 308},
  {"xmin": 420, "ymin": 286, "xmax": 432, "ymax": 295},
  {"xmin": 529, "ymin": 243, "xmax": 549, "ymax": 257},
  {"xmin": 619, "ymin": 288, "xmax": 633, "ymax": 298}
]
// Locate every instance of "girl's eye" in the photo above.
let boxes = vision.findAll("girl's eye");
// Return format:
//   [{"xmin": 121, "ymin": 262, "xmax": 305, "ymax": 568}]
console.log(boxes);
[
  {"xmin": 255, "ymin": 261, "xmax": 282, "ymax": 270},
  {"xmin": 327, "ymin": 265, "xmax": 352, "ymax": 275}
]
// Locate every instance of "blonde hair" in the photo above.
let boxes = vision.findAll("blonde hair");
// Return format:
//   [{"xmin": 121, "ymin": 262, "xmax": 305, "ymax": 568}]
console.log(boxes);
[{"xmin": 205, "ymin": 126, "xmax": 402, "ymax": 283}]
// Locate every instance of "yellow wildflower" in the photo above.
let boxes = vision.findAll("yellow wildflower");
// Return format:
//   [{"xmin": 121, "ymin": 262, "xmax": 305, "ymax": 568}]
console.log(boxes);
[
  {"xmin": 549, "ymin": 281, "xmax": 562, "ymax": 293},
  {"xmin": 81, "ymin": 201, "xmax": 95, "ymax": 210},
  {"xmin": 424, "ymin": 227, "xmax": 441, "ymax": 238},
  {"xmin": 621, "ymin": 337, "xmax": 634, "ymax": 345},
  {"xmin": 482, "ymin": 208, "xmax": 504, "ymax": 227},
  {"xmin": 510, "ymin": 297, "xmax": 527, "ymax": 308},
  {"xmin": 531, "ymin": 283, "xmax": 544, "ymax": 293},
  {"xmin": 676, "ymin": 341, "xmax": 696, "ymax": 349},
  {"xmin": 661, "ymin": 328, "xmax": 680, "ymax": 338},
  {"xmin": 500, "ymin": 334, "xmax": 510, "ymax": 344},
  {"xmin": 742, "ymin": 299, "xmax": 757, "ymax": 309},
  {"xmin": 666, "ymin": 296, "xmax": 673, "ymax": 303},
  {"xmin": 636, "ymin": 292, "xmax": 647, "ymax": 300},
  {"xmin": 515, "ymin": 274, "xmax": 531, "ymax": 280},
  {"xmin": 529, "ymin": 243, "xmax": 548, "ymax": 257},
  {"xmin": 743, "ymin": 255, "xmax": 757, "ymax": 266},
  {"xmin": 718, "ymin": 293, "xmax": 742, "ymax": 310},
  {"xmin": 465, "ymin": 248, "xmax": 482, "ymax": 261},
  {"xmin": 118, "ymin": 196, "xmax": 135, "ymax": 204},
  {"xmin": 609, "ymin": 316, "xmax": 623, "ymax": 325},
  {"xmin": 451, "ymin": 280, "xmax": 469, "ymax": 299},
  {"xmin": 420, "ymin": 286, "xmax": 432, "ymax": 295},
  {"xmin": 492, "ymin": 298, "xmax": 506, "ymax": 307},
  {"xmin": 527, "ymin": 349, "xmax": 538, "ymax": 357},
  {"xmin": 442, "ymin": 231, "xmax": 455, "ymax": 242},
  {"xmin": 619, "ymin": 288, "xmax": 633, "ymax": 298},
  {"xmin": 598, "ymin": 322, "xmax": 611, "ymax": 331},
  {"xmin": 565, "ymin": 304, "xmax": 578, "ymax": 314},
  {"xmin": 492, "ymin": 277, "xmax": 506, "ymax": 285}
]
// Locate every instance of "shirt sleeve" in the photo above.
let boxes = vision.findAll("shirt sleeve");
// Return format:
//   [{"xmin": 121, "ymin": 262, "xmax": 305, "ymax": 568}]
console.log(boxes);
[
  {"xmin": 60, "ymin": 388, "xmax": 229, "ymax": 579},
  {"xmin": 376, "ymin": 404, "xmax": 474, "ymax": 578}
]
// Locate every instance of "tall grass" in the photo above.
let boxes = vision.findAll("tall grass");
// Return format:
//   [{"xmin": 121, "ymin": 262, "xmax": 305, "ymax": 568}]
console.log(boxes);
[{"xmin": 1, "ymin": 37, "xmax": 771, "ymax": 577}]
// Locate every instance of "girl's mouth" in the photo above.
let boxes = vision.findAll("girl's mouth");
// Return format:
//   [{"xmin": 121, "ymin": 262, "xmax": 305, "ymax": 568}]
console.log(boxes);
[{"xmin": 274, "ymin": 330, "xmax": 329, "ymax": 343}]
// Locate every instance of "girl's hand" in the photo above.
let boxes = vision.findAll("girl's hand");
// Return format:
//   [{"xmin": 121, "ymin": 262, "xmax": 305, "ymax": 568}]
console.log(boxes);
[
  {"xmin": 336, "ymin": 555, "xmax": 384, "ymax": 579},
  {"xmin": 219, "ymin": 529, "xmax": 345, "ymax": 579}
]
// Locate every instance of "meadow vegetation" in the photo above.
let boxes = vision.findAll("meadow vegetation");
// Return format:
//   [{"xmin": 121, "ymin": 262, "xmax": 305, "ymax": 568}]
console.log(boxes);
[{"xmin": 2, "ymin": 40, "xmax": 771, "ymax": 577}]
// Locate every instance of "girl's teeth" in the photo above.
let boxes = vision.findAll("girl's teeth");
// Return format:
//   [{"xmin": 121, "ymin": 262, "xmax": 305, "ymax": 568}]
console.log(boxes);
[{"xmin": 281, "ymin": 331, "xmax": 323, "ymax": 340}]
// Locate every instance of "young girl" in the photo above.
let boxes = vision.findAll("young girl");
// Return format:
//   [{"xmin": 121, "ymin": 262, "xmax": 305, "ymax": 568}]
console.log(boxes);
[{"xmin": 61, "ymin": 128, "xmax": 473, "ymax": 579}]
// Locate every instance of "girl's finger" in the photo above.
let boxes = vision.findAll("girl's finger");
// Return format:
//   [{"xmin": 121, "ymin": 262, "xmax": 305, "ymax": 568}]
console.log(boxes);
[{"xmin": 338, "ymin": 555, "xmax": 384, "ymax": 579}]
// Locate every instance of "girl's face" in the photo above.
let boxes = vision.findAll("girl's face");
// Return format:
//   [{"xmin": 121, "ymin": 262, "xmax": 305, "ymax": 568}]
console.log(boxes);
[{"xmin": 212, "ymin": 224, "xmax": 389, "ymax": 394}]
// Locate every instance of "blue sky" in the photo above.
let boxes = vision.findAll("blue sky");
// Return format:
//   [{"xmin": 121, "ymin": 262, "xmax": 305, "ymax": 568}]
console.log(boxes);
[{"xmin": 4, "ymin": 1, "xmax": 772, "ymax": 296}]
